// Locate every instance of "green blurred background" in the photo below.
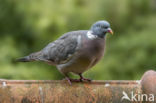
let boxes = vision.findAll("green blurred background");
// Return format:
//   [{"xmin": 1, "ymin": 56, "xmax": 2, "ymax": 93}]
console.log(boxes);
[{"xmin": 0, "ymin": 0, "xmax": 156, "ymax": 80}]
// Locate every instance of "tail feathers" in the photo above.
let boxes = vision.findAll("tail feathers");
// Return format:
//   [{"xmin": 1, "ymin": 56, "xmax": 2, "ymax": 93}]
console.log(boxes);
[
  {"xmin": 16, "ymin": 51, "xmax": 42, "ymax": 62},
  {"xmin": 16, "ymin": 56, "xmax": 31, "ymax": 62}
]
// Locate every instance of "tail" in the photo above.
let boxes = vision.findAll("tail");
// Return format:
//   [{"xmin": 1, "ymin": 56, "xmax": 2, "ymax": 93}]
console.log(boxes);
[
  {"xmin": 16, "ymin": 56, "xmax": 31, "ymax": 62},
  {"xmin": 16, "ymin": 51, "xmax": 42, "ymax": 62}
]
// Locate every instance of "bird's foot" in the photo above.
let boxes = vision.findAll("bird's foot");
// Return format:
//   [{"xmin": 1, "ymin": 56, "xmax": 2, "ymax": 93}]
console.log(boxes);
[
  {"xmin": 70, "ymin": 79, "xmax": 81, "ymax": 82},
  {"xmin": 80, "ymin": 78, "xmax": 92, "ymax": 82},
  {"xmin": 79, "ymin": 73, "xmax": 92, "ymax": 82},
  {"xmin": 65, "ymin": 77, "xmax": 81, "ymax": 85},
  {"xmin": 65, "ymin": 77, "xmax": 72, "ymax": 85}
]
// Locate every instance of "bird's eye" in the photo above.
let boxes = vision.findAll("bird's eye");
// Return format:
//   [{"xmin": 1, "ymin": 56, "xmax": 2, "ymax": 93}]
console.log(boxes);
[{"xmin": 104, "ymin": 27, "xmax": 108, "ymax": 29}]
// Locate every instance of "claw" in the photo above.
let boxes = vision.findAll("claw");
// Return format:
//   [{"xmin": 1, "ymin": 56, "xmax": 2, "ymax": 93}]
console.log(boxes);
[
  {"xmin": 65, "ymin": 78, "xmax": 81, "ymax": 85},
  {"xmin": 81, "ymin": 78, "xmax": 92, "ymax": 82},
  {"xmin": 70, "ymin": 79, "xmax": 81, "ymax": 82},
  {"xmin": 64, "ymin": 74, "xmax": 92, "ymax": 85},
  {"xmin": 65, "ymin": 77, "xmax": 72, "ymax": 85},
  {"xmin": 79, "ymin": 73, "xmax": 92, "ymax": 82}
]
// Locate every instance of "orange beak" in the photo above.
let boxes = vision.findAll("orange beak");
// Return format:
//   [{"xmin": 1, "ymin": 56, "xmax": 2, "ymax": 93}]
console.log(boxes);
[{"xmin": 108, "ymin": 28, "xmax": 113, "ymax": 35}]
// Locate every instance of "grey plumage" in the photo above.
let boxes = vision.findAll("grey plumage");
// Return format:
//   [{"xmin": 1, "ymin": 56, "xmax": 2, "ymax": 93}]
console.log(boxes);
[{"xmin": 17, "ymin": 20, "xmax": 113, "ymax": 84}]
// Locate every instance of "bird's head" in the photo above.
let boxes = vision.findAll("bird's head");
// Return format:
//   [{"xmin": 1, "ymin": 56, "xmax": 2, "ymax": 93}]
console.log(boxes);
[{"xmin": 90, "ymin": 20, "xmax": 113, "ymax": 38}]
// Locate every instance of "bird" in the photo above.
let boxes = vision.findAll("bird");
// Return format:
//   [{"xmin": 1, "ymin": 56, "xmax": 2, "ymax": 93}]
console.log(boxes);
[{"xmin": 16, "ymin": 20, "xmax": 113, "ymax": 85}]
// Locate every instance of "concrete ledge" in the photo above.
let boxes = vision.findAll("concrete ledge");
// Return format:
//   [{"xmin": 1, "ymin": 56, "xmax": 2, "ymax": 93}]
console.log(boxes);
[{"xmin": 0, "ymin": 70, "xmax": 155, "ymax": 103}]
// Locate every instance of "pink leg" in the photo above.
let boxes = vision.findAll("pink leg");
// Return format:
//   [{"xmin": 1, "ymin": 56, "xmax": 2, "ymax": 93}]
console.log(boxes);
[
  {"xmin": 65, "ymin": 77, "xmax": 81, "ymax": 85},
  {"xmin": 79, "ymin": 73, "xmax": 92, "ymax": 82}
]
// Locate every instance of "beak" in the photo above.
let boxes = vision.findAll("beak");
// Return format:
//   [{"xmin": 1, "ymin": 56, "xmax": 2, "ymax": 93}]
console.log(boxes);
[{"xmin": 107, "ymin": 28, "xmax": 113, "ymax": 35}]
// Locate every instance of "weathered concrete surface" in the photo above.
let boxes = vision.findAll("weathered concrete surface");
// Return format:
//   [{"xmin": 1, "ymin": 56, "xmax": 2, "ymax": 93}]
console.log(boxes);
[
  {"xmin": 0, "ymin": 80, "xmax": 141, "ymax": 103},
  {"xmin": 0, "ymin": 70, "xmax": 155, "ymax": 103}
]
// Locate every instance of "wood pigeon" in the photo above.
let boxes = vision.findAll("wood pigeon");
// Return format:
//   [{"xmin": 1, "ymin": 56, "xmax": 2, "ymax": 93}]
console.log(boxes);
[{"xmin": 17, "ymin": 20, "xmax": 113, "ymax": 84}]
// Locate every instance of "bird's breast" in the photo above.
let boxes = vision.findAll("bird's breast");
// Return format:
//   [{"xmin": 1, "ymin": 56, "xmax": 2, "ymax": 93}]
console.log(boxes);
[
  {"xmin": 80, "ymin": 36, "xmax": 105, "ymax": 58},
  {"xmin": 77, "ymin": 36, "xmax": 106, "ymax": 67}
]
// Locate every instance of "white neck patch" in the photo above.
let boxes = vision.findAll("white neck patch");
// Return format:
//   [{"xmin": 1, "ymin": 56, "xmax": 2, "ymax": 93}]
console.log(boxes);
[{"xmin": 87, "ymin": 31, "xmax": 98, "ymax": 40}]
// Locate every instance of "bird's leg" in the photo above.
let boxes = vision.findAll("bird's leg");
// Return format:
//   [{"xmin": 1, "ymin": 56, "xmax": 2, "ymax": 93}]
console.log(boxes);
[
  {"xmin": 64, "ymin": 75, "xmax": 80, "ymax": 85},
  {"xmin": 79, "ymin": 73, "xmax": 92, "ymax": 82},
  {"xmin": 65, "ymin": 77, "xmax": 72, "ymax": 85},
  {"xmin": 70, "ymin": 79, "xmax": 81, "ymax": 82}
]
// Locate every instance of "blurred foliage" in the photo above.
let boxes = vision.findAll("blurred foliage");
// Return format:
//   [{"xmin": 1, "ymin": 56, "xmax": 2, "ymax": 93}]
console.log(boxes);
[{"xmin": 0, "ymin": 0, "xmax": 156, "ymax": 80}]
